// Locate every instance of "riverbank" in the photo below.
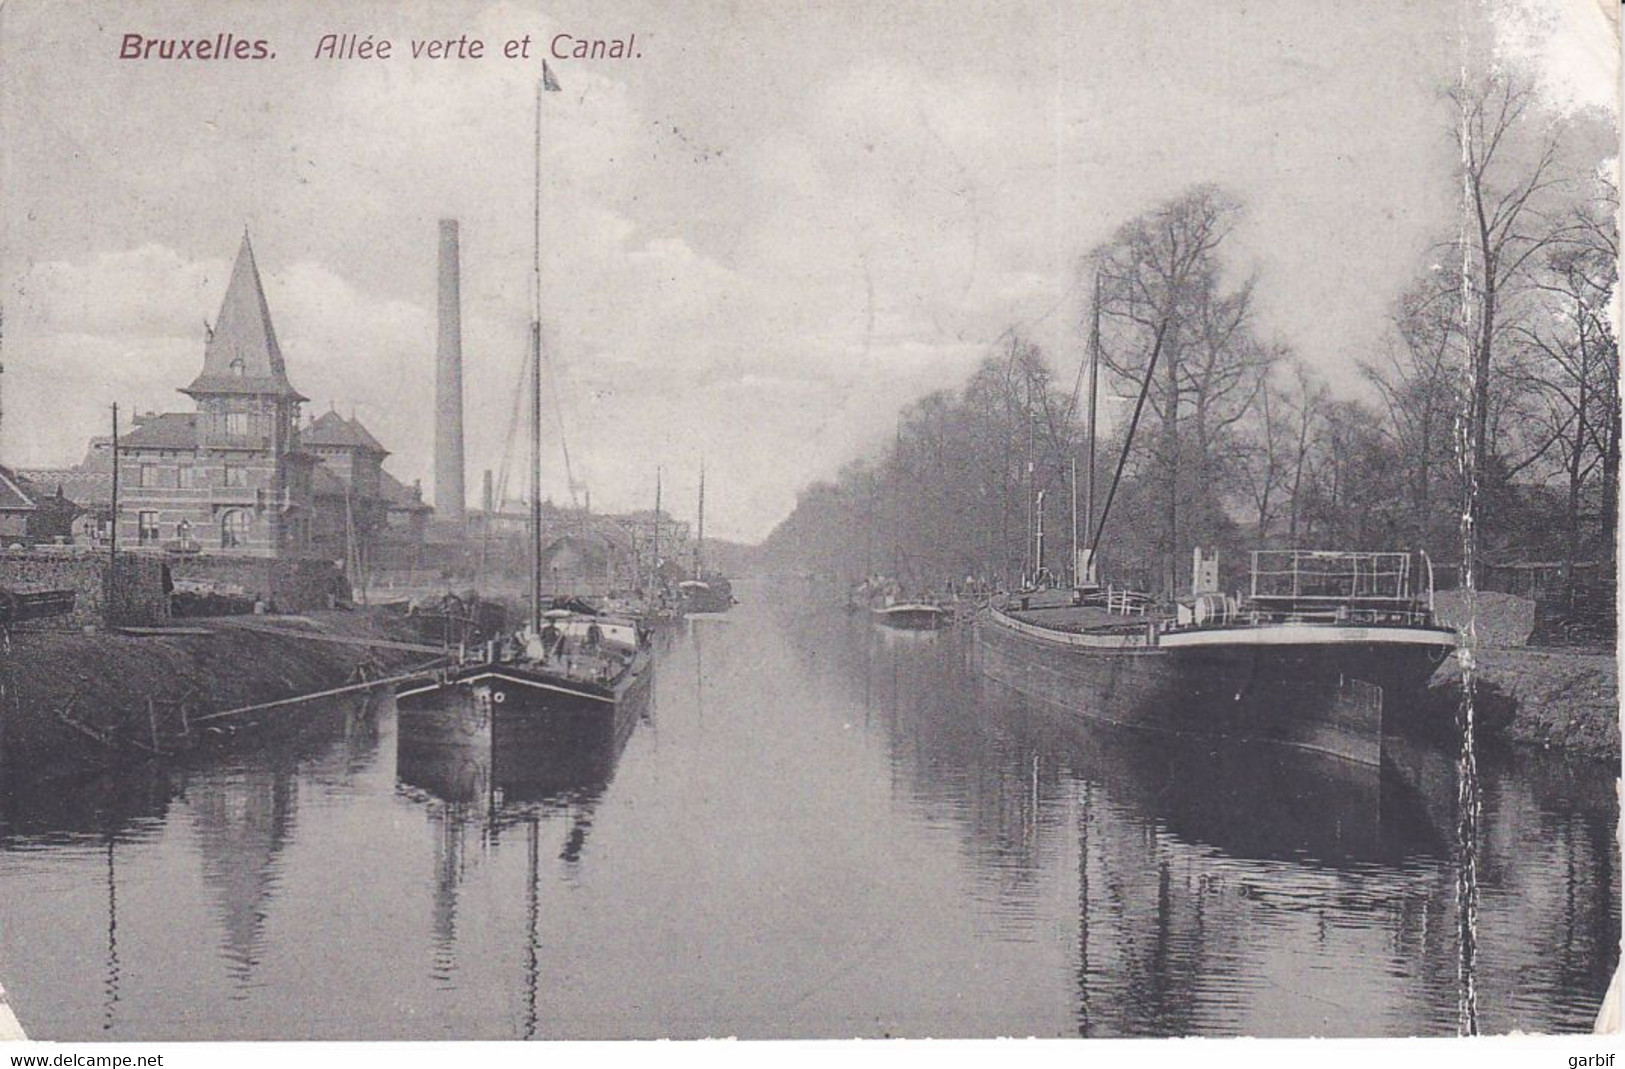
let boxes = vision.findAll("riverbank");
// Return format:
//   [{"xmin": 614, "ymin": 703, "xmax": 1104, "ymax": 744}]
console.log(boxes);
[
  {"xmin": 0, "ymin": 610, "xmax": 439, "ymax": 777},
  {"xmin": 0, "ymin": 978, "xmax": 24, "ymax": 1041},
  {"xmin": 1423, "ymin": 645, "xmax": 1620, "ymax": 762}
]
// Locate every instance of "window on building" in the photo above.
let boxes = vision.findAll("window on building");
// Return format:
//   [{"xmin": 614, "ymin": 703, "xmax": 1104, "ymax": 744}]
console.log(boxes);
[
  {"xmin": 138, "ymin": 511, "xmax": 160, "ymax": 546},
  {"xmin": 225, "ymin": 465, "xmax": 250, "ymax": 488},
  {"xmin": 221, "ymin": 510, "xmax": 249, "ymax": 549},
  {"xmin": 144, "ymin": 466, "xmax": 179, "ymax": 488},
  {"xmin": 177, "ymin": 466, "xmax": 196, "ymax": 489},
  {"xmin": 226, "ymin": 412, "xmax": 251, "ymax": 437}
]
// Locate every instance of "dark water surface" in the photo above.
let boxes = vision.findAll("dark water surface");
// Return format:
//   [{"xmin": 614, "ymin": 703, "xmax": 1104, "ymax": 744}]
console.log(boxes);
[{"xmin": 1, "ymin": 585, "xmax": 1616, "ymax": 1039}]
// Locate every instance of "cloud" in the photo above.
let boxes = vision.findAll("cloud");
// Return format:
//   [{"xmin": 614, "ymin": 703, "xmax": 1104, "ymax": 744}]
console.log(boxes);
[
  {"xmin": 2, "ymin": 0, "xmax": 1617, "ymax": 541},
  {"xmin": 14, "ymin": 245, "xmax": 223, "ymax": 339}
]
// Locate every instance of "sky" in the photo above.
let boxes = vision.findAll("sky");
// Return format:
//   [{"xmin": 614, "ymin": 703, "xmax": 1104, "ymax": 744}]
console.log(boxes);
[{"xmin": 0, "ymin": 0, "xmax": 1617, "ymax": 541}]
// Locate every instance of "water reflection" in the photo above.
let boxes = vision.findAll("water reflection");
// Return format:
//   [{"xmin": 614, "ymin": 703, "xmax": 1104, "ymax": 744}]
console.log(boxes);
[
  {"xmin": 785, "ymin": 605, "xmax": 1617, "ymax": 1035},
  {"xmin": 393, "ymin": 672, "xmax": 650, "ymax": 1039},
  {"xmin": 0, "ymin": 595, "xmax": 1614, "ymax": 1039},
  {"xmin": 394, "ymin": 669, "xmax": 648, "ymax": 824}
]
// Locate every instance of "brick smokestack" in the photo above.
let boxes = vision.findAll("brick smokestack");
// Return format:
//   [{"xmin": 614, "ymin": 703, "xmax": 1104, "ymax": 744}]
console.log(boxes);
[{"xmin": 434, "ymin": 219, "xmax": 466, "ymax": 524}]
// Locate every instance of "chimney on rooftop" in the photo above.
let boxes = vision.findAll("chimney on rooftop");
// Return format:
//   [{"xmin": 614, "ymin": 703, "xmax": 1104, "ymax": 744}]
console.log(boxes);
[{"xmin": 434, "ymin": 219, "xmax": 466, "ymax": 525}]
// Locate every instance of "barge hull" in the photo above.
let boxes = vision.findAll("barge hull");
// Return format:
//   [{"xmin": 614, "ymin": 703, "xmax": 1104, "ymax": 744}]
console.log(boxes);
[
  {"xmin": 397, "ymin": 666, "xmax": 649, "ymax": 801},
  {"xmin": 973, "ymin": 614, "xmax": 1447, "ymax": 766},
  {"xmin": 872, "ymin": 607, "xmax": 949, "ymax": 631}
]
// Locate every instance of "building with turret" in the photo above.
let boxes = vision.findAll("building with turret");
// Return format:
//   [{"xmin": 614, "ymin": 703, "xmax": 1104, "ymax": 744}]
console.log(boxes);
[{"xmin": 113, "ymin": 232, "xmax": 318, "ymax": 557}]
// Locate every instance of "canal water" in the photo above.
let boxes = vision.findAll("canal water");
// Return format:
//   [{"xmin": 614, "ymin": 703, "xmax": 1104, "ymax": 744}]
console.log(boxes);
[{"xmin": 0, "ymin": 584, "xmax": 1616, "ymax": 1039}]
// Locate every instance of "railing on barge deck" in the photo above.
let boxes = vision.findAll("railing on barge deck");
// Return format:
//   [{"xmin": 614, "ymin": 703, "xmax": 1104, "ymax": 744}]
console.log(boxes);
[{"xmin": 1247, "ymin": 550, "xmax": 1437, "ymax": 626}]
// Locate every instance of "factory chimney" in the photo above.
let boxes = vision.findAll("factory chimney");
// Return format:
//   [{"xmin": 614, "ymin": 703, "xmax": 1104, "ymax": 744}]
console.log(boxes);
[{"xmin": 434, "ymin": 219, "xmax": 467, "ymax": 525}]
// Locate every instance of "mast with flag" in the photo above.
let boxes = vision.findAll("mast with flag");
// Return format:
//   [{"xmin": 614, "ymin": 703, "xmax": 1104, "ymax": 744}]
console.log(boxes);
[
  {"xmin": 529, "ymin": 61, "xmax": 563, "ymax": 632},
  {"xmin": 396, "ymin": 53, "xmax": 655, "ymax": 716}
]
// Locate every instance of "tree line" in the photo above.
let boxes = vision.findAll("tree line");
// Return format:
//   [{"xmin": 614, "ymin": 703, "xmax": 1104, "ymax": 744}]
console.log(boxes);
[{"xmin": 761, "ymin": 73, "xmax": 1618, "ymax": 606}]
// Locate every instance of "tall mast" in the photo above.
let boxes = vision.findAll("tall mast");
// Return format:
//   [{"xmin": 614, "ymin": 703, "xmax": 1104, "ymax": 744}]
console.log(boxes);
[
  {"xmin": 893, "ymin": 418, "xmax": 902, "ymax": 582},
  {"xmin": 652, "ymin": 466, "xmax": 661, "ymax": 577},
  {"xmin": 1085, "ymin": 270, "xmax": 1101, "ymax": 543},
  {"xmin": 1035, "ymin": 489, "xmax": 1046, "ymax": 581},
  {"xmin": 108, "ymin": 402, "xmax": 120, "ymax": 627},
  {"xmin": 1069, "ymin": 456, "xmax": 1078, "ymax": 586},
  {"xmin": 1025, "ymin": 367, "xmax": 1036, "ymax": 585},
  {"xmin": 692, "ymin": 462, "xmax": 706, "ymax": 577},
  {"xmin": 864, "ymin": 473, "xmax": 874, "ymax": 577},
  {"xmin": 529, "ymin": 77, "xmax": 545, "ymax": 631}
]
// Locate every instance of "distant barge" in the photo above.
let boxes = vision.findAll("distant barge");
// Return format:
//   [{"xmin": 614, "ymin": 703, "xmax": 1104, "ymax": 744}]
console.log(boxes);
[{"xmin": 871, "ymin": 601, "xmax": 951, "ymax": 631}]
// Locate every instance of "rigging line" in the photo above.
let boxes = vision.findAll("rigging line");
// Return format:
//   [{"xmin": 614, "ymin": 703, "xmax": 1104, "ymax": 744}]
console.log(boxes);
[
  {"xmin": 538, "ymin": 329, "xmax": 581, "ymax": 509},
  {"xmin": 1059, "ymin": 266, "xmax": 1103, "ymax": 436},
  {"xmin": 1088, "ymin": 316, "xmax": 1169, "ymax": 560},
  {"xmin": 492, "ymin": 340, "xmax": 530, "ymax": 512},
  {"xmin": 478, "ymin": 347, "xmax": 531, "ymax": 593}
]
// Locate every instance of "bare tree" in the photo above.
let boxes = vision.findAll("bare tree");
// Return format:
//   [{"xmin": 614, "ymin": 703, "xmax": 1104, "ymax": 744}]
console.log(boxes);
[
  {"xmin": 1449, "ymin": 71, "xmax": 1573, "ymax": 551},
  {"xmin": 1362, "ymin": 268, "xmax": 1468, "ymax": 554},
  {"xmin": 1235, "ymin": 359, "xmax": 1290, "ymax": 544},
  {"xmin": 1095, "ymin": 186, "xmax": 1245, "ymax": 596},
  {"xmin": 1279, "ymin": 362, "xmax": 1329, "ymax": 546},
  {"xmin": 1183, "ymin": 273, "xmax": 1275, "ymax": 493},
  {"xmin": 1504, "ymin": 178, "xmax": 1620, "ymax": 603}
]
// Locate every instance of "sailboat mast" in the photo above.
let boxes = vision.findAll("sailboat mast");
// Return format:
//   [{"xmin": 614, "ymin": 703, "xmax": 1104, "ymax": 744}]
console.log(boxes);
[
  {"xmin": 892, "ymin": 419, "xmax": 902, "ymax": 583},
  {"xmin": 864, "ymin": 475, "xmax": 874, "ymax": 577},
  {"xmin": 693, "ymin": 462, "xmax": 706, "ymax": 577},
  {"xmin": 529, "ymin": 78, "xmax": 545, "ymax": 632},
  {"xmin": 1035, "ymin": 489, "xmax": 1046, "ymax": 579},
  {"xmin": 108, "ymin": 402, "xmax": 120, "ymax": 627},
  {"xmin": 1025, "ymin": 369, "xmax": 1035, "ymax": 585},
  {"xmin": 1085, "ymin": 270, "xmax": 1101, "ymax": 548},
  {"xmin": 1069, "ymin": 456, "xmax": 1078, "ymax": 586}
]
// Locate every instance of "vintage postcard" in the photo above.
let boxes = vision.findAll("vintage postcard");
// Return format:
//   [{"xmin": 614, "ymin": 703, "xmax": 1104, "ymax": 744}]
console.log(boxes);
[{"xmin": 0, "ymin": 0, "xmax": 1618, "ymax": 1055}]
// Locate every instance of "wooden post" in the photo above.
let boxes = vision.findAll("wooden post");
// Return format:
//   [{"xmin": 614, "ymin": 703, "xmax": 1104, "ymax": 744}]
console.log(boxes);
[{"xmin": 106, "ymin": 403, "xmax": 120, "ymax": 628}]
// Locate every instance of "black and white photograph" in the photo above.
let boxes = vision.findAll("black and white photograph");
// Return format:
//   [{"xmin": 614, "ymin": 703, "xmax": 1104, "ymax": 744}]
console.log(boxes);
[{"xmin": 0, "ymin": 0, "xmax": 1619, "ymax": 1053}]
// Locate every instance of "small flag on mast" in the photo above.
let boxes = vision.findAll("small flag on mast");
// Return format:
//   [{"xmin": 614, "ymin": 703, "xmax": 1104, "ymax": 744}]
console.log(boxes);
[{"xmin": 541, "ymin": 59, "xmax": 562, "ymax": 92}]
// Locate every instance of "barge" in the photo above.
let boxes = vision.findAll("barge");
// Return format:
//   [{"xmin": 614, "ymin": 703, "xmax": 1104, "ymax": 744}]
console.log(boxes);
[{"xmin": 974, "ymin": 550, "xmax": 1457, "ymax": 766}]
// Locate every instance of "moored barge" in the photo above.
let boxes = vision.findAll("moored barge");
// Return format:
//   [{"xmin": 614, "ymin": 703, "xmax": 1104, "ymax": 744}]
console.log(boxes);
[
  {"xmin": 974, "ymin": 550, "xmax": 1457, "ymax": 766},
  {"xmin": 871, "ymin": 601, "xmax": 952, "ymax": 631}
]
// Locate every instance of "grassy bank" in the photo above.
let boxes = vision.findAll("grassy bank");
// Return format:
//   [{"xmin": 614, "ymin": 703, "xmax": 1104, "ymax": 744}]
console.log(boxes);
[
  {"xmin": 1425, "ymin": 646, "xmax": 1619, "ymax": 762},
  {"xmin": 0, "ymin": 610, "xmax": 437, "ymax": 776}
]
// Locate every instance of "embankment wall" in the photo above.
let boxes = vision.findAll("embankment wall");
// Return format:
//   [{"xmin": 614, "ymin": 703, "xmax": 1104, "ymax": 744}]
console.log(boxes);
[
  {"xmin": 0, "ymin": 550, "xmax": 170, "ymax": 627},
  {"xmin": 0, "ymin": 611, "xmax": 432, "ymax": 777},
  {"xmin": 168, "ymin": 555, "xmax": 347, "ymax": 612}
]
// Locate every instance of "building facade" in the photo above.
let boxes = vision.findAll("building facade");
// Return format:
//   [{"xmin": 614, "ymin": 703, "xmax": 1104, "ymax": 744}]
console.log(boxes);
[
  {"xmin": 305, "ymin": 409, "xmax": 391, "ymax": 572},
  {"xmin": 113, "ymin": 233, "xmax": 317, "ymax": 558}
]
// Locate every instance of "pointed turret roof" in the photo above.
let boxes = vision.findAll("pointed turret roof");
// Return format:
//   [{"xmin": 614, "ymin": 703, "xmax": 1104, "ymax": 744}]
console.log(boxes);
[{"xmin": 183, "ymin": 232, "xmax": 307, "ymax": 401}]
